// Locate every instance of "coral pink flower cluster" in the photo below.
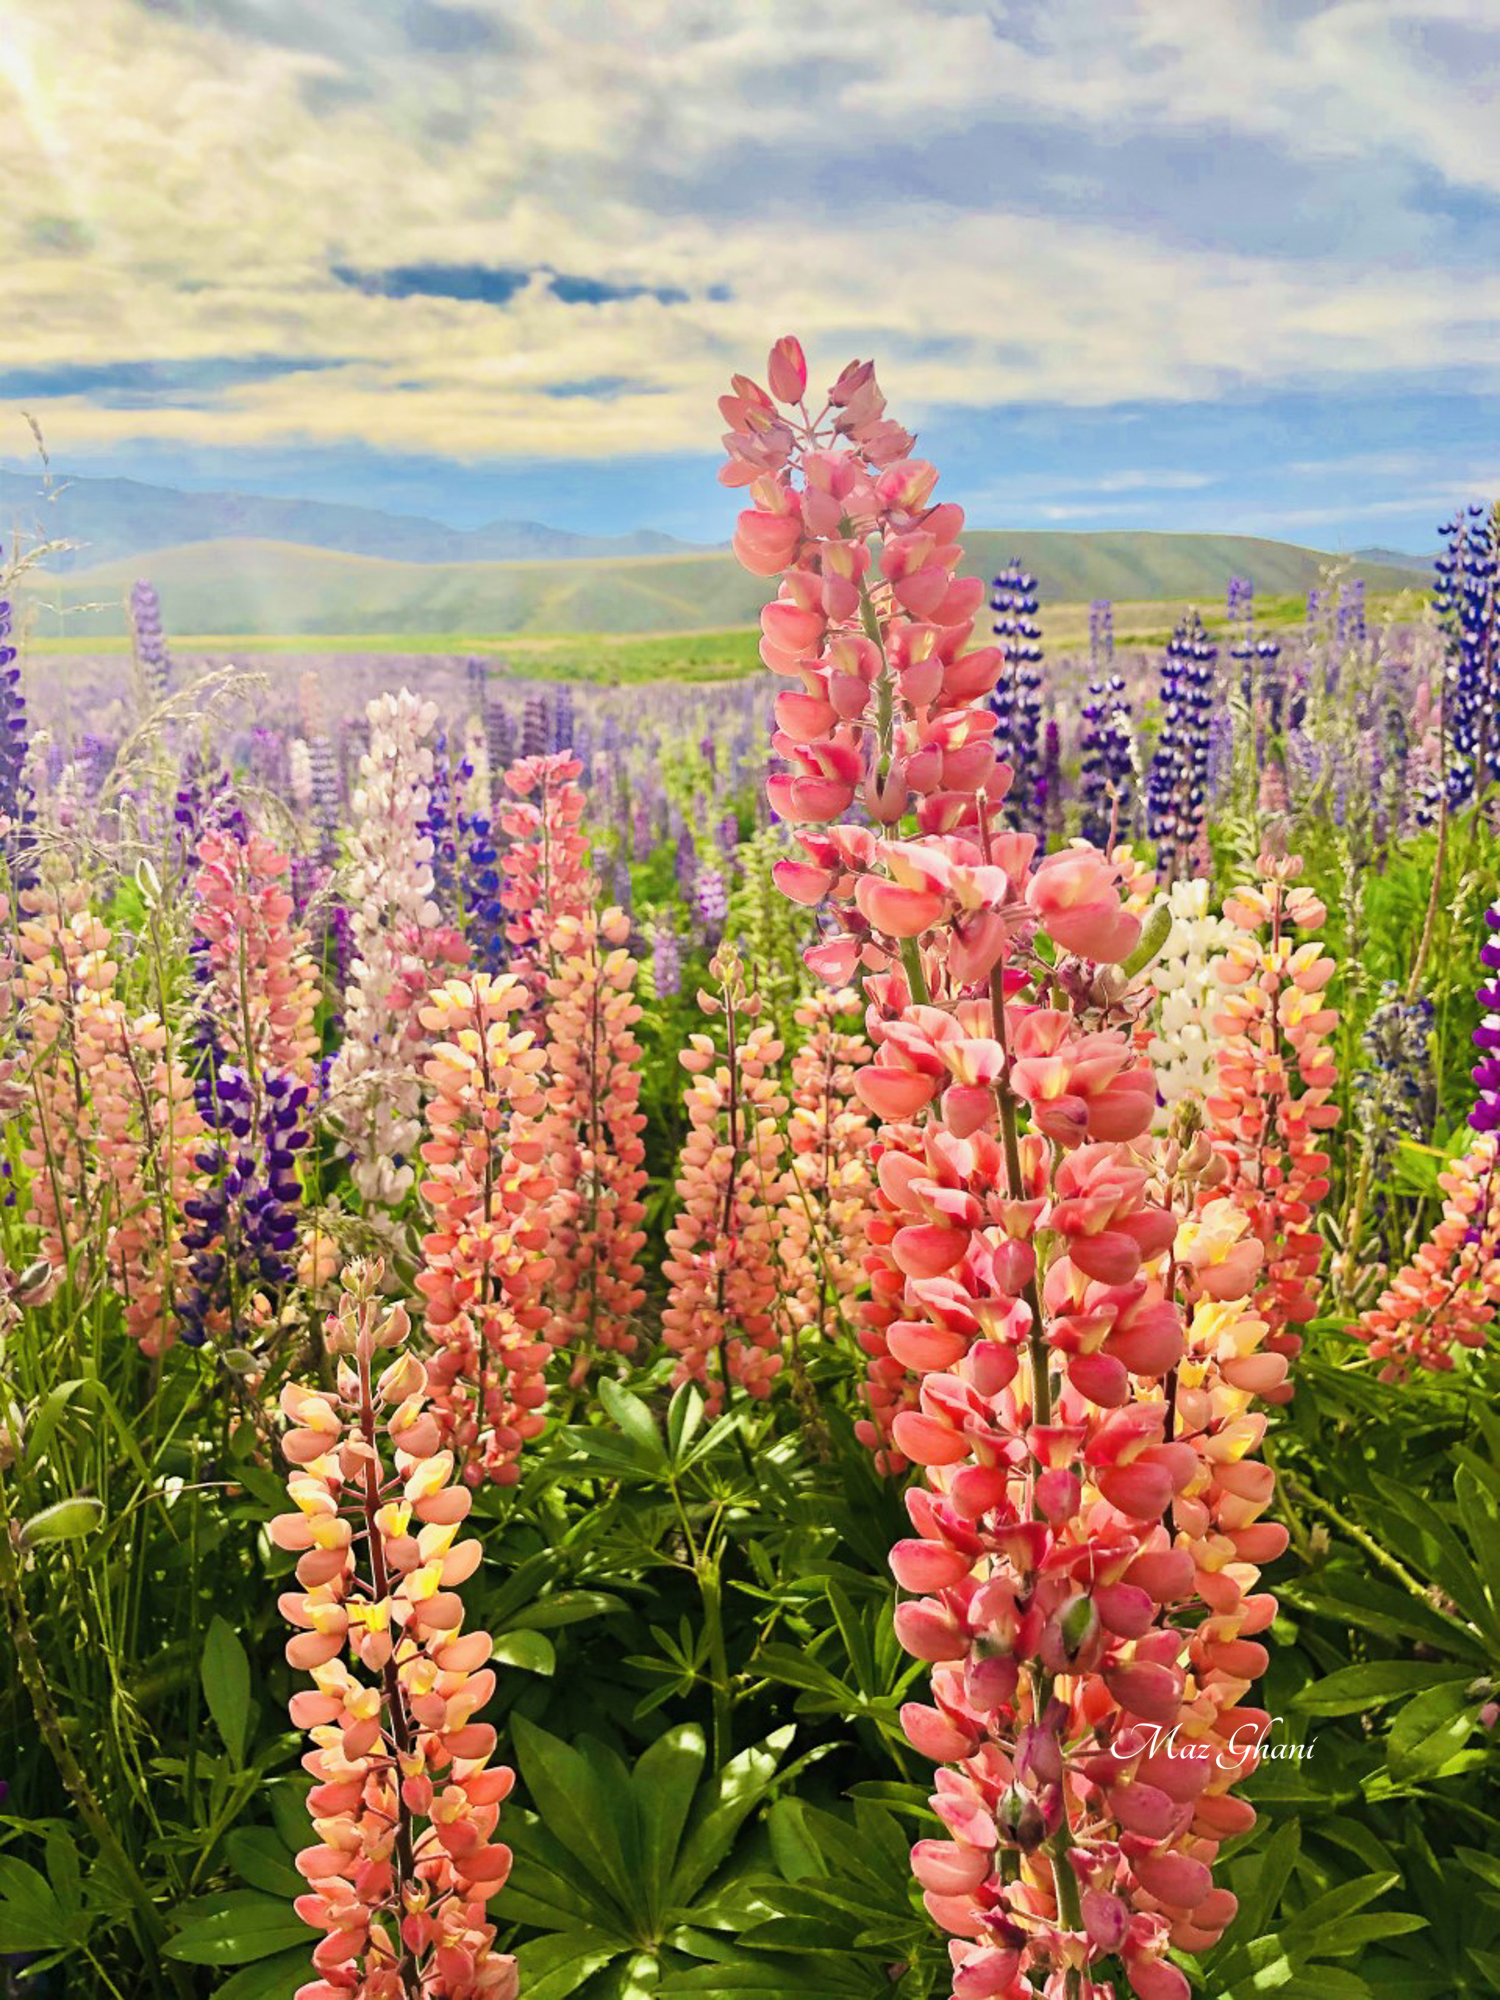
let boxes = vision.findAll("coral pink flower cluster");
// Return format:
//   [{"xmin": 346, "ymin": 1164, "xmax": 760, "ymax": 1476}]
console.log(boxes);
[
  {"xmin": 415, "ymin": 975, "xmax": 555, "ymax": 1485},
  {"xmin": 272, "ymin": 1261, "xmax": 517, "ymax": 2000},
  {"xmin": 661, "ymin": 948, "xmax": 788, "ymax": 1415},
  {"xmin": 542, "ymin": 908, "xmax": 648, "ymax": 1377},
  {"xmin": 727, "ymin": 338, "xmax": 1294, "ymax": 2000},
  {"xmin": 499, "ymin": 754, "xmax": 591, "ymax": 1002},
  {"xmin": 1204, "ymin": 855, "xmax": 1340, "ymax": 1398},
  {"xmin": 192, "ymin": 828, "xmax": 321, "ymax": 1085},
  {"xmin": 16, "ymin": 880, "xmax": 200, "ymax": 1351},
  {"xmin": 1352, "ymin": 1136, "xmax": 1499, "ymax": 1375},
  {"xmin": 775, "ymin": 985, "xmax": 876, "ymax": 1348},
  {"xmin": 721, "ymin": 340, "xmax": 1009, "ymax": 985}
]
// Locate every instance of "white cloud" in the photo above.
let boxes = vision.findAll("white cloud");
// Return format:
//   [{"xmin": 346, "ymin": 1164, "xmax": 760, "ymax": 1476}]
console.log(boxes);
[{"xmin": 0, "ymin": 0, "xmax": 1496, "ymax": 459}]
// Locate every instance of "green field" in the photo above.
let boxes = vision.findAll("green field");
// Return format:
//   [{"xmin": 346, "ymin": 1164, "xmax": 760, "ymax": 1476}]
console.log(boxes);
[{"xmin": 15, "ymin": 529, "xmax": 1426, "ymax": 647}]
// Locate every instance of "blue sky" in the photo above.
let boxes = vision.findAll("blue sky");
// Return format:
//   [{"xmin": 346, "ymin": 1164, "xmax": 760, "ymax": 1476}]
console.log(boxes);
[{"xmin": 3, "ymin": 1, "xmax": 1498, "ymax": 551}]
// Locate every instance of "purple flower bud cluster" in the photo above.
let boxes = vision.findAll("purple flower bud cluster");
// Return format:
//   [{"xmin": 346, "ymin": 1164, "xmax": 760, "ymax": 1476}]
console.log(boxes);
[
  {"xmin": 421, "ymin": 735, "xmax": 505, "ymax": 974},
  {"xmin": 485, "ymin": 698, "xmax": 517, "ymax": 784},
  {"xmin": 1435, "ymin": 504, "xmax": 1499, "ymax": 807},
  {"xmin": 695, "ymin": 864, "xmax": 728, "ymax": 939},
  {"xmin": 174, "ymin": 750, "xmax": 245, "ymax": 867},
  {"xmin": 1473, "ymin": 902, "xmax": 1500, "ymax": 1134},
  {"xmin": 0, "ymin": 586, "xmax": 36, "ymax": 883},
  {"xmin": 1147, "ymin": 609, "xmax": 1216, "ymax": 877},
  {"xmin": 522, "ymin": 692, "xmax": 552, "ymax": 759},
  {"xmin": 653, "ymin": 922, "xmax": 682, "ymax": 998},
  {"xmin": 180, "ymin": 1052, "xmax": 309, "ymax": 1346},
  {"xmin": 130, "ymin": 578, "xmax": 172, "ymax": 704},
  {"xmin": 1337, "ymin": 579, "xmax": 1367, "ymax": 647},
  {"xmin": 1077, "ymin": 671, "xmax": 1134, "ymax": 849},
  {"xmin": 989, "ymin": 561, "xmax": 1045, "ymax": 830},
  {"xmin": 1354, "ymin": 983, "xmax": 1436, "ymax": 1170}
]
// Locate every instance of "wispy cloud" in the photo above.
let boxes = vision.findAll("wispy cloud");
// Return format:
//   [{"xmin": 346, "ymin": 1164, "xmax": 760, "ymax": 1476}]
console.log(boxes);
[{"xmin": 0, "ymin": 0, "xmax": 1494, "ymax": 547}]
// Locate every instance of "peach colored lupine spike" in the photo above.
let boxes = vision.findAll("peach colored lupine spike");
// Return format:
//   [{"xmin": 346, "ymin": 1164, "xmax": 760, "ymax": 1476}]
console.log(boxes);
[
  {"xmin": 661, "ymin": 947, "xmax": 789, "ymax": 1417},
  {"xmin": 727, "ymin": 338, "xmax": 1292, "ymax": 2000},
  {"xmin": 1203, "ymin": 852, "xmax": 1340, "ymax": 1398},
  {"xmin": 192, "ymin": 826, "xmax": 322, "ymax": 1087},
  {"xmin": 498, "ymin": 752, "xmax": 592, "ymax": 1011},
  {"xmin": 541, "ymin": 907, "xmax": 649, "ymax": 1381},
  {"xmin": 414, "ymin": 973, "xmax": 556, "ymax": 1485},
  {"xmin": 277, "ymin": 1261, "xmax": 518, "ymax": 2000},
  {"xmin": 15, "ymin": 880, "xmax": 202, "ymax": 1350},
  {"xmin": 1351, "ymin": 1134, "xmax": 1500, "ymax": 1374}
]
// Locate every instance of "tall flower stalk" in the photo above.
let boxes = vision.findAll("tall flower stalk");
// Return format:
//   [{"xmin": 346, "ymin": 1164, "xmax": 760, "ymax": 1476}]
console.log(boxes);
[
  {"xmin": 1204, "ymin": 854, "xmax": 1340, "ymax": 1397},
  {"xmin": 542, "ymin": 907, "xmax": 648, "ymax": 1378},
  {"xmin": 273, "ymin": 1262, "xmax": 518, "ymax": 1999},
  {"xmin": 415, "ymin": 975, "xmax": 555, "ymax": 1485},
  {"xmin": 330, "ymin": 690, "xmax": 460, "ymax": 1214},
  {"xmin": 724, "ymin": 338, "xmax": 1287, "ymax": 2000},
  {"xmin": 661, "ymin": 946, "xmax": 788, "ymax": 1417}
]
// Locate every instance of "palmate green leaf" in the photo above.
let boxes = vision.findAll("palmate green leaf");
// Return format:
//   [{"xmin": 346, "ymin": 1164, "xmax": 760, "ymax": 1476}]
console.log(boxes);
[
  {"xmin": 1365, "ymin": 1475, "xmax": 1492, "ymax": 1628},
  {"xmin": 224, "ymin": 1827, "xmax": 304, "ymax": 1899},
  {"xmin": 660, "ymin": 1956, "xmax": 872, "ymax": 1996},
  {"xmin": 164, "ymin": 1889, "xmax": 314, "ymax": 1964},
  {"xmin": 1211, "ymin": 1818, "xmax": 1300, "ymax": 1973},
  {"xmin": 21, "ymin": 1378, "xmax": 84, "ymax": 1469},
  {"xmin": 202, "ymin": 1614, "xmax": 254, "ymax": 1763},
  {"xmin": 1386, "ymin": 1682, "xmax": 1480, "ymax": 1781},
  {"xmin": 633, "ymin": 1723, "xmax": 707, "ymax": 1927},
  {"xmin": 671, "ymin": 1727, "xmax": 796, "ymax": 1909},
  {"xmin": 666, "ymin": 1382, "xmax": 706, "ymax": 1463},
  {"xmin": 1292, "ymin": 1660, "xmax": 1472, "ymax": 1716},
  {"xmin": 1457, "ymin": 1845, "xmax": 1500, "ymax": 1893},
  {"xmin": 598, "ymin": 1379, "xmax": 667, "ymax": 1466},
  {"xmin": 491, "ymin": 1629, "xmax": 557, "ymax": 1675},
  {"xmin": 508, "ymin": 1590, "xmax": 631, "ymax": 1631},
  {"xmin": 510, "ymin": 1717, "xmax": 639, "ymax": 1923},
  {"xmin": 215, "ymin": 1948, "xmax": 310, "ymax": 2000},
  {"xmin": 0, "ymin": 1855, "xmax": 73, "ymax": 1953},
  {"xmin": 1454, "ymin": 1460, "xmax": 1500, "ymax": 1619},
  {"xmin": 512, "ymin": 1927, "xmax": 625, "ymax": 2000},
  {"xmin": 1280, "ymin": 1871, "xmax": 1402, "ymax": 1944}
]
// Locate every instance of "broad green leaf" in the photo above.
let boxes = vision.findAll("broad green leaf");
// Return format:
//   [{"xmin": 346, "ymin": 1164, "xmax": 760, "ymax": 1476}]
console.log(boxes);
[
  {"xmin": 1292, "ymin": 1661, "xmax": 1469, "ymax": 1716},
  {"xmin": 671, "ymin": 1727, "xmax": 794, "ymax": 1907},
  {"xmin": 42, "ymin": 1826, "xmax": 83, "ymax": 1920},
  {"xmin": 491, "ymin": 1629, "xmax": 557, "ymax": 1675},
  {"xmin": 599, "ymin": 1378, "xmax": 666, "ymax": 1464},
  {"xmin": 164, "ymin": 1890, "xmax": 314, "ymax": 1965},
  {"xmin": 225, "ymin": 1827, "xmax": 303, "ymax": 1898},
  {"xmin": 1454, "ymin": 1461, "xmax": 1500, "ymax": 1621},
  {"xmin": 508, "ymin": 1591, "xmax": 629, "ymax": 1631},
  {"xmin": 511, "ymin": 1927, "xmax": 622, "ymax": 2000},
  {"xmin": 0, "ymin": 1857, "xmax": 65, "ymax": 1953},
  {"xmin": 667, "ymin": 1383, "xmax": 706, "ymax": 1463},
  {"xmin": 202, "ymin": 1614, "xmax": 253, "ymax": 1763},
  {"xmin": 511, "ymin": 1717, "xmax": 638, "ymax": 1921},
  {"xmin": 22, "ymin": 1379, "xmax": 83, "ymax": 1469},
  {"xmin": 1387, "ymin": 1683, "xmax": 1479, "ymax": 1781},
  {"xmin": 765, "ymin": 1799, "xmax": 825, "ymax": 1884},
  {"xmin": 215, "ymin": 1948, "xmax": 311, "ymax": 2000},
  {"xmin": 633, "ymin": 1723, "xmax": 707, "ymax": 1925}
]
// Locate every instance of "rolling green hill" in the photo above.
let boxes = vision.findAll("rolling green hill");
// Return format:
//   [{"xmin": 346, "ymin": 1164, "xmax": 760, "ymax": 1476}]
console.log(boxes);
[{"xmin": 16, "ymin": 530, "xmax": 1426, "ymax": 642}]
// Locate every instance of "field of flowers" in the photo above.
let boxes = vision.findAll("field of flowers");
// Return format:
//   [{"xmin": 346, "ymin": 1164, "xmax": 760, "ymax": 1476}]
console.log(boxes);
[{"xmin": 1, "ymin": 339, "xmax": 1498, "ymax": 2000}]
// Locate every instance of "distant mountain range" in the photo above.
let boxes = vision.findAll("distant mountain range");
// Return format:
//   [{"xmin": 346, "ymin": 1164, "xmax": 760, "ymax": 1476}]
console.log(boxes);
[
  {"xmin": 2, "ymin": 467, "xmax": 1431, "ymax": 640},
  {"xmin": 0, "ymin": 466, "xmax": 705, "ymax": 567}
]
